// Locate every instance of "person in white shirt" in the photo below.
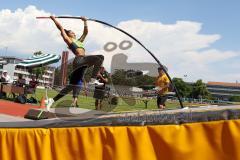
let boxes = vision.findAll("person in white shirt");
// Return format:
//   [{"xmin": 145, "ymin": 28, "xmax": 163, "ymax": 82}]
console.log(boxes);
[
  {"xmin": 1, "ymin": 70, "xmax": 11, "ymax": 83},
  {"xmin": 0, "ymin": 70, "xmax": 11, "ymax": 98}
]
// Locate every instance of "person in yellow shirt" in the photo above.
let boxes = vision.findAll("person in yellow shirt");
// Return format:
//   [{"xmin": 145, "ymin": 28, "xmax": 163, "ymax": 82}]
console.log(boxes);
[{"xmin": 155, "ymin": 67, "xmax": 170, "ymax": 109}]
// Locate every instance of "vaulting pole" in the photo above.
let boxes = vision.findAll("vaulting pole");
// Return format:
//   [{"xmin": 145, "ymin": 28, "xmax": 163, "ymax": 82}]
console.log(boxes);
[{"xmin": 37, "ymin": 16, "xmax": 184, "ymax": 108}]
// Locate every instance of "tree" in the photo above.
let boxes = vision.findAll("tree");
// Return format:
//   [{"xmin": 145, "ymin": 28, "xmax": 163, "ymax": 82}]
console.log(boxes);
[
  {"xmin": 34, "ymin": 51, "xmax": 44, "ymax": 56},
  {"xmin": 111, "ymin": 69, "xmax": 156, "ymax": 86},
  {"xmin": 111, "ymin": 69, "xmax": 127, "ymax": 85},
  {"xmin": 54, "ymin": 67, "xmax": 61, "ymax": 86},
  {"xmin": 28, "ymin": 66, "xmax": 46, "ymax": 80},
  {"xmin": 172, "ymin": 78, "xmax": 191, "ymax": 97},
  {"xmin": 229, "ymin": 96, "xmax": 240, "ymax": 102},
  {"xmin": 191, "ymin": 79, "xmax": 210, "ymax": 99},
  {"xmin": 135, "ymin": 75, "xmax": 155, "ymax": 86}
]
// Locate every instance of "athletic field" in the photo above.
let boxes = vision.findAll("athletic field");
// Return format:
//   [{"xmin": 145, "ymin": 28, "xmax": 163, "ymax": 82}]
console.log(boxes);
[{"xmin": 35, "ymin": 89, "xmax": 210, "ymax": 112}]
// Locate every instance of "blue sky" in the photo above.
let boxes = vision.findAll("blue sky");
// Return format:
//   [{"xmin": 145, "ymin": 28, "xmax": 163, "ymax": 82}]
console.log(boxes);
[
  {"xmin": 1, "ymin": 0, "xmax": 240, "ymax": 51},
  {"xmin": 0, "ymin": 0, "xmax": 240, "ymax": 82}
]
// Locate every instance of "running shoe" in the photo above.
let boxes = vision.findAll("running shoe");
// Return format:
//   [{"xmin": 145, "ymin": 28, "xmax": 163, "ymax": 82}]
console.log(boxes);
[{"xmin": 46, "ymin": 98, "xmax": 54, "ymax": 111}]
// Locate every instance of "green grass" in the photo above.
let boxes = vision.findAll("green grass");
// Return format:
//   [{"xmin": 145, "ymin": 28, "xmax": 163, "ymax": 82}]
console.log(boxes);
[{"xmin": 34, "ymin": 88, "xmax": 204, "ymax": 112}]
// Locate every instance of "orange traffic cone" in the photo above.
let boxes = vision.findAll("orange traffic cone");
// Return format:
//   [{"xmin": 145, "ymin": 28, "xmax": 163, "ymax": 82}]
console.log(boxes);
[{"xmin": 39, "ymin": 96, "xmax": 46, "ymax": 109}]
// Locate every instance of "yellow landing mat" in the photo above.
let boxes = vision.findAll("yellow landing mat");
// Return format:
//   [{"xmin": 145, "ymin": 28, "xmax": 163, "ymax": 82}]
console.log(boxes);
[{"xmin": 1, "ymin": 120, "xmax": 240, "ymax": 160}]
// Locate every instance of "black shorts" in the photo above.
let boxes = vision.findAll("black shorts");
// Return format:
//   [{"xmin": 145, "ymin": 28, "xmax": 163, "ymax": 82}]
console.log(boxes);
[
  {"xmin": 70, "ymin": 56, "xmax": 87, "ymax": 84},
  {"xmin": 70, "ymin": 56, "xmax": 87, "ymax": 98},
  {"xmin": 93, "ymin": 87, "xmax": 105, "ymax": 100},
  {"xmin": 157, "ymin": 95, "xmax": 168, "ymax": 106},
  {"xmin": 73, "ymin": 85, "xmax": 82, "ymax": 98}
]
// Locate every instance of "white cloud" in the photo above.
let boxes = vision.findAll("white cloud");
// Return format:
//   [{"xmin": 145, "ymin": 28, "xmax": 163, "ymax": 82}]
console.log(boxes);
[
  {"xmin": 0, "ymin": 5, "xmax": 240, "ymax": 82},
  {"xmin": 0, "ymin": 6, "xmax": 66, "ymax": 54}
]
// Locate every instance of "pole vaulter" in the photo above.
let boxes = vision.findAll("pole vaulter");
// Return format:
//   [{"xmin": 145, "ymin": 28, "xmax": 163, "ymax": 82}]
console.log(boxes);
[{"xmin": 37, "ymin": 16, "xmax": 184, "ymax": 108}]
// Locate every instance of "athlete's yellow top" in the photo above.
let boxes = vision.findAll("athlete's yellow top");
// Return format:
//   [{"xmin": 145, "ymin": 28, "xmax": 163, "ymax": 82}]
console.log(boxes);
[{"xmin": 155, "ymin": 73, "xmax": 170, "ymax": 95}]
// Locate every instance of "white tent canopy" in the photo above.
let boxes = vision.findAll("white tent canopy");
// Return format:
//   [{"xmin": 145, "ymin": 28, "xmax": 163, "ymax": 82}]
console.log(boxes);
[{"xmin": 17, "ymin": 53, "xmax": 61, "ymax": 68}]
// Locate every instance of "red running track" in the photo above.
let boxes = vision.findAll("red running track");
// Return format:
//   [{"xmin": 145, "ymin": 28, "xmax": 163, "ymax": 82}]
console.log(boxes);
[{"xmin": 0, "ymin": 100, "xmax": 40, "ymax": 117}]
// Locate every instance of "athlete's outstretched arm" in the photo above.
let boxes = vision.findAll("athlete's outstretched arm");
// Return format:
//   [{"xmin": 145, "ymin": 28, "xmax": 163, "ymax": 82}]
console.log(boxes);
[
  {"xmin": 50, "ymin": 16, "xmax": 71, "ymax": 45},
  {"xmin": 79, "ymin": 17, "xmax": 88, "ymax": 42}
]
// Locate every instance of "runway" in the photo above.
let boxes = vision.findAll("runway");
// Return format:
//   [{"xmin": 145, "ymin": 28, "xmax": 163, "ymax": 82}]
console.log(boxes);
[{"xmin": 0, "ymin": 99, "xmax": 240, "ymax": 127}]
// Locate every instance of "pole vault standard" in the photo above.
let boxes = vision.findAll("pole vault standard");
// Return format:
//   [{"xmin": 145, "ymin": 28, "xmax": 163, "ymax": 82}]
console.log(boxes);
[{"xmin": 37, "ymin": 16, "xmax": 184, "ymax": 108}]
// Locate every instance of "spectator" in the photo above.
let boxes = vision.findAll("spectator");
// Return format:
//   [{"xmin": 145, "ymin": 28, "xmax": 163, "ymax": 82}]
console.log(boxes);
[
  {"xmin": 10, "ymin": 74, "xmax": 26, "ymax": 98},
  {"xmin": 15, "ymin": 74, "xmax": 26, "ymax": 87},
  {"xmin": 0, "ymin": 70, "xmax": 11, "ymax": 98},
  {"xmin": 29, "ymin": 76, "xmax": 38, "ymax": 89},
  {"xmin": 155, "ymin": 66, "xmax": 170, "ymax": 109},
  {"xmin": 93, "ymin": 67, "xmax": 108, "ymax": 110},
  {"xmin": 1, "ymin": 70, "xmax": 11, "ymax": 83},
  {"xmin": 25, "ymin": 75, "xmax": 38, "ymax": 95}
]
